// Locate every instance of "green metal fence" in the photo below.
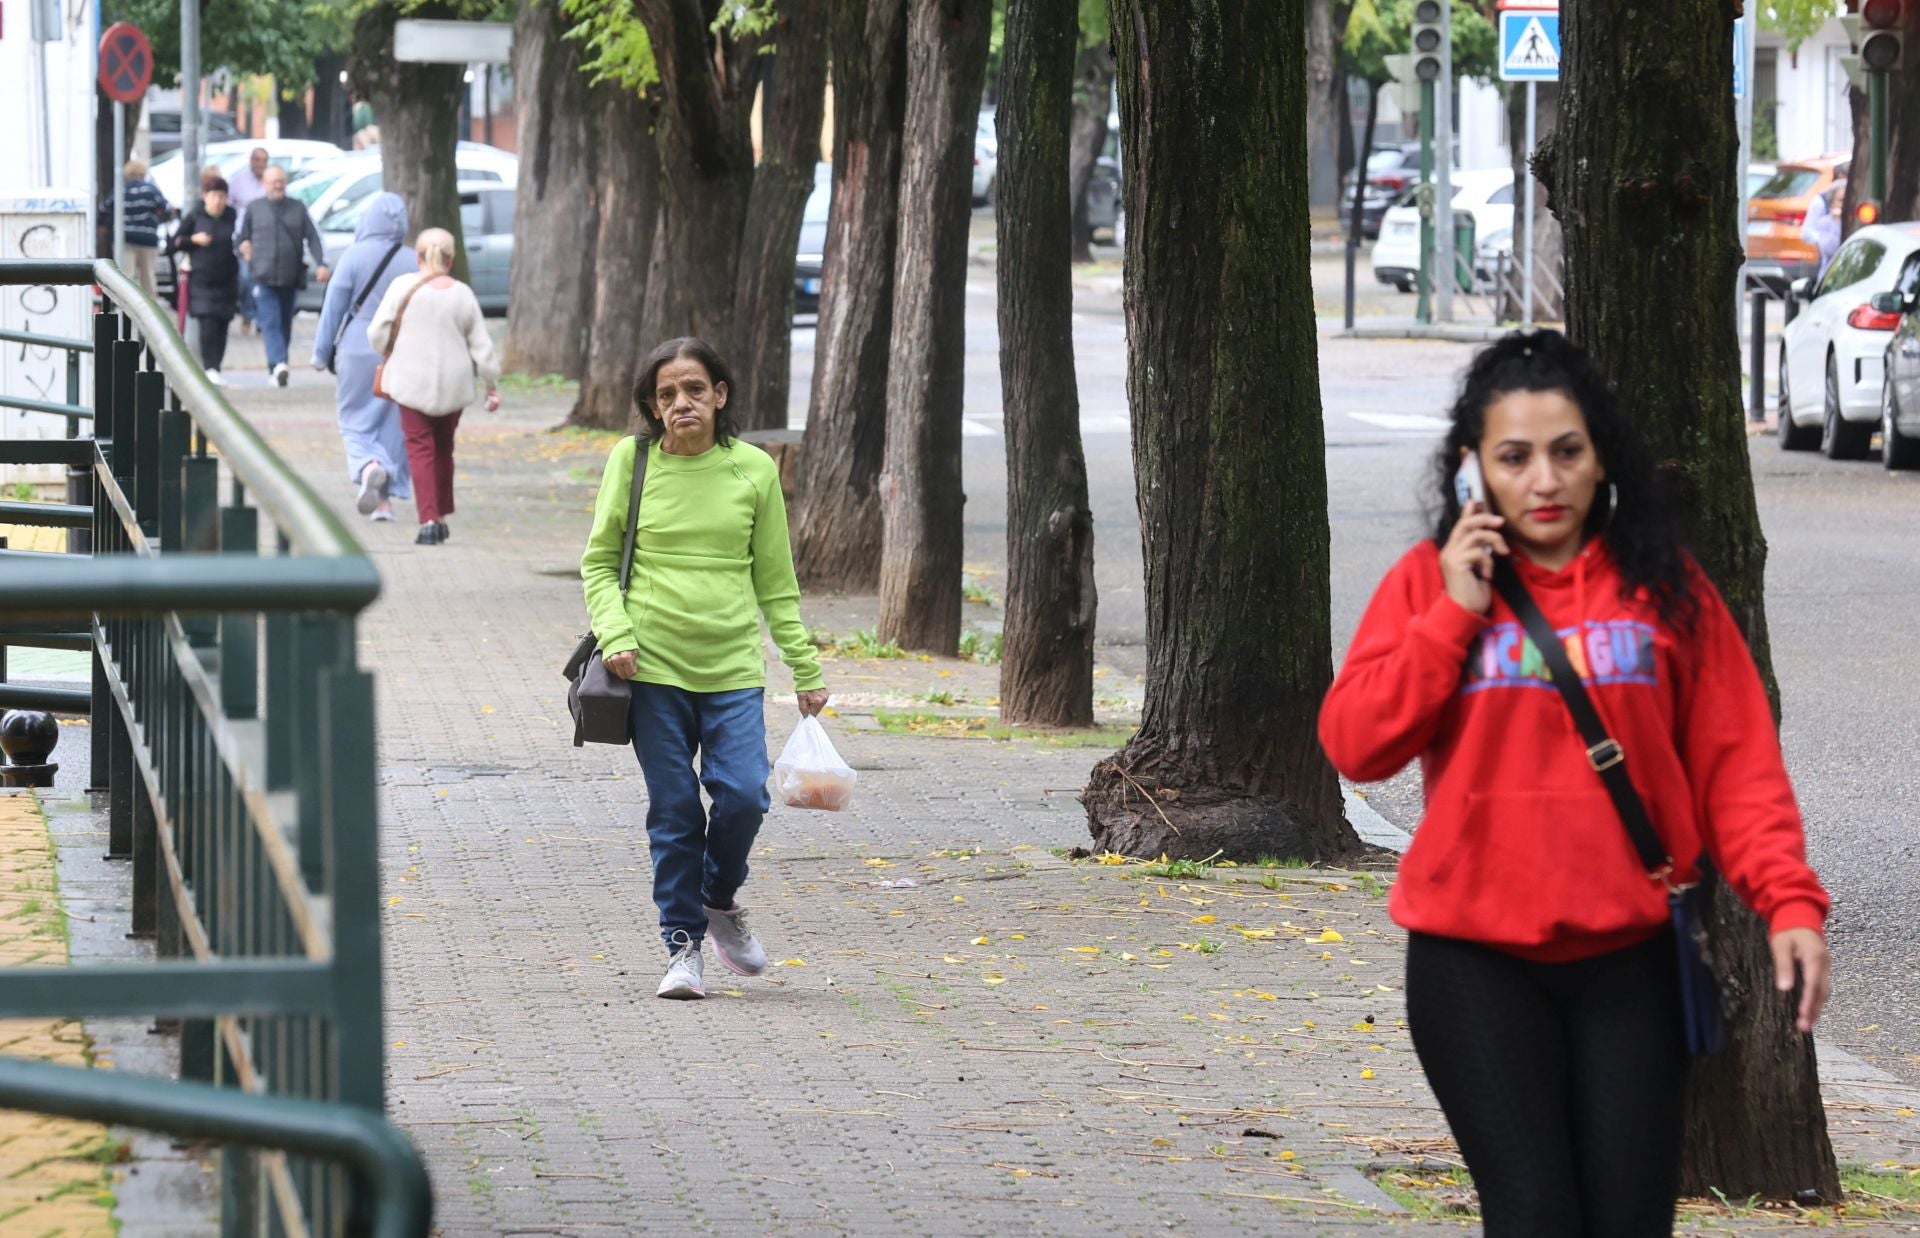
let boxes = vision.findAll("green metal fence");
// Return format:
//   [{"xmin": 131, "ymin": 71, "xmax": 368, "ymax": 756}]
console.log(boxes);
[{"xmin": 0, "ymin": 259, "xmax": 428, "ymax": 1236}]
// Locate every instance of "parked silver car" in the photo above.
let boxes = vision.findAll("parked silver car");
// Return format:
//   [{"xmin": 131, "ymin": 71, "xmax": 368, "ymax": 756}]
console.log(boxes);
[{"xmin": 297, "ymin": 182, "xmax": 515, "ymax": 315}]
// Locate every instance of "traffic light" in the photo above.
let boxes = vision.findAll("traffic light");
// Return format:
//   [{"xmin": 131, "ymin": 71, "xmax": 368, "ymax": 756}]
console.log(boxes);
[
  {"xmin": 1862, "ymin": 0, "xmax": 1903, "ymax": 73},
  {"xmin": 1857, "ymin": 200, "xmax": 1882, "ymax": 226},
  {"xmin": 1412, "ymin": 0, "xmax": 1445, "ymax": 82}
]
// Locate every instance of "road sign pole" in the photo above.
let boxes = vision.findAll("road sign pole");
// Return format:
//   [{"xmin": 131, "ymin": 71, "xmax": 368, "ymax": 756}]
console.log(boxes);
[
  {"xmin": 1418, "ymin": 78, "xmax": 1434, "ymax": 325},
  {"xmin": 112, "ymin": 102, "xmax": 126, "ymax": 269},
  {"xmin": 1870, "ymin": 71, "xmax": 1889, "ymax": 204},
  {"xmin": 182, "ymin": 0, "xmax": 202, "ymax": 219},
  {"xmin": 1523, "ymin": 81, "xmax": 1537, "ymax": 328}
]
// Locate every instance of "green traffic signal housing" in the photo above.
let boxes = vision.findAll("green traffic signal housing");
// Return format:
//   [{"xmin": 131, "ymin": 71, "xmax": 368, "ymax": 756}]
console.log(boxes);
[
  {"xmin": 1863, "ymin": 0, "xmax": 1903, "ymax": 73},
  {"xmin": 1412, "ymin": 0, "xmax": 1444, "ymax": 82}
]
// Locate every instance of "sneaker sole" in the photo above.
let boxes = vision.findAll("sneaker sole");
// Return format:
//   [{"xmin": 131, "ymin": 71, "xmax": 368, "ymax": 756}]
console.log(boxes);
[
  {"xmin": 656, "ymin": 983, "xmax": 705, "ymax": 1000},
  {"xmin": 356, "ymin": 468, "xmax": 387, "ymax": 515},
  {"xmin": 711, "ymin": 940, "xmax": 766, "ymax": 978}
]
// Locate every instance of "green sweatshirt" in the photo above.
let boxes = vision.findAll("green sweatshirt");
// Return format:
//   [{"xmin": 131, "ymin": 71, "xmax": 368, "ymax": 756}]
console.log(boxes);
[{"xmin": 581, "ymin": 436, "xmax": 824, "ymax": 694}]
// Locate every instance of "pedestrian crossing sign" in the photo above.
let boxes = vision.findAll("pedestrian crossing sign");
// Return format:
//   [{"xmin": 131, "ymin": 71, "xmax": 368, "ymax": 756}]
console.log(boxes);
[{"xmin": 1500, "ymin": 10, "xmax": 1561, "ymax": 82}]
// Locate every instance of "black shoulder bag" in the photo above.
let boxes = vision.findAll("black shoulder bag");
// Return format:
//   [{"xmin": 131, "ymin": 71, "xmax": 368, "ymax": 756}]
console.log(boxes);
[
  {"xmin": 1492, "ymin": 561, "xmax": 1732, "ymax": 1056},
  {"xmin": 562, "ymin": 440, "xmax": 648, "ymax": 747},
  {"xmin": 326, "ymin": 243, "xmax": 403, "ymax": 375}
]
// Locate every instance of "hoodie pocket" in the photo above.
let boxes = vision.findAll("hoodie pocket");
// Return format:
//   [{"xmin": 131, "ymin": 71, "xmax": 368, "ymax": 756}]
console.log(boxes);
[{"xmin": 1432, "ymin": 788, "xmax": 1665, "ymax": 947}]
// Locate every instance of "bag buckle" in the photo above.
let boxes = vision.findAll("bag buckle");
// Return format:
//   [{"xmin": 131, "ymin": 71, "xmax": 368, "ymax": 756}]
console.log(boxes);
[
  {"xmin": 1648, "ymin": 860, "xmax": 1698, "ymax": 895},
  {"xmin": 1587, "ymin": 738, "xmax": 1625, "ymax": 771}
]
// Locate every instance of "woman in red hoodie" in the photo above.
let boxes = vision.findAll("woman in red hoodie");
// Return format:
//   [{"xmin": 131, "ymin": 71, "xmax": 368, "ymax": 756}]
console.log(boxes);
[{"xmin": 1319, "ymin": 331, "xmax": 1830, "ymax": 1236}]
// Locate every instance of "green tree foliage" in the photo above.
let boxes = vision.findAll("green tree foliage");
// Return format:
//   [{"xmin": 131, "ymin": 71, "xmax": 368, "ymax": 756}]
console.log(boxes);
[
  {"xmin": 1342, "ymin": 0, "xmax": 1495, "ymax": 86},
  {"xmin": 560, "ymin": 0, "xmax": 658, "ymax": 90},
  {"xmin": 103, "ymin": 0, "xmax": 350, "ymax": 91},
  {"xmin": 1760, "ymin": 0, "xmax": 1838, "ymax": 51}
]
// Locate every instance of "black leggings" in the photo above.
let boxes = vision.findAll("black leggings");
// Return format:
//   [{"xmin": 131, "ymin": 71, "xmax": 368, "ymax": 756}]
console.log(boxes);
[
  {"xmin": 195, "ymin": 314, "xmax": 231, "ymax": 373},
  {"xmin": 1405, "ymin": 931, "xmax": 1690, "ymax": 1238}
]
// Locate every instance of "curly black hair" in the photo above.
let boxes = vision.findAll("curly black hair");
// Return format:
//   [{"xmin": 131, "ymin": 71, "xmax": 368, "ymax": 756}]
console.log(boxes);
[{"xmin": 1429, "ymin": 329, "xmax": 1698, "ymax": 633}]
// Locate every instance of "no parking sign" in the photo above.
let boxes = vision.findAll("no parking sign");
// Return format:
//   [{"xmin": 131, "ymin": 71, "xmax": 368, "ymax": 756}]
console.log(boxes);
[{"xmin": 98, "ymin": 22, "xmax": 153, "ymax": 105}]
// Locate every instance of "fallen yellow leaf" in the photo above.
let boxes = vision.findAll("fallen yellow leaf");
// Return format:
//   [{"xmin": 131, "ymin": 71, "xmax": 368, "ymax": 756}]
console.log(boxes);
[
  {"xmin": 1279, "ymin": 1150, "xmax": 1296, "ymax": 1161},
  {"xmin": 864, "ymin": 858, "xmax": 894, "ymax": 868},
  {"xmin": 1009, "ymin": 933, "xmax": 1026, "ymax": 940},
  {"xmin": 1191, "ymin": 914, "xmax": 1217, "ymax": 924},
  {"xmin": 1069, "ymin": 946, "xmax": 1102, "ymax": 954},
  {"xmin": 1317, "ymin": 928, "xmax": 1344, "ymax": 943},
  {"xmin": 775, "ymin": 959, "xmax": 807, "ymax": 967},
  {"xmin": 983, "ymin": 975, "xmax": 1006, "ymax": 985},
  {"xmin": 971, "ymin": 936, "xmax": 990, "ymax": 946},
  {"xmin": 1360, "ymin": 1068, "xmax": 1376, "ymax": 1080}
]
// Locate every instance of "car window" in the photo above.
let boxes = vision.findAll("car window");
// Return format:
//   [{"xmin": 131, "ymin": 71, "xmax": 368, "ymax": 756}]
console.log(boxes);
[
  {"xmin": 1488, "ymin": 183, "xmax": 1514, "ymax": 205},
  {"xmin": 1899, "ymin": 254, "xmax": 1920, "ymax": 298},
  {"xmin": 459, "ymin": 196, "xmax": 485, "ymax": 239},
  {"xmin": 460, "ymin": 168, "xmax": 503, "ymax": 183},
  {"xmin": 1754, "ymin": 167, "xmax": 1820, "ymax": 199},
  {"xmin": 485, "ymin": 191, "xmax": 515, "ymax": 235},
  {"xmin": 1818, "ymin": 239, "xmax": 1884, "ymax": 297},
  {"xmin": 802, "ymin": 181, "xmax": 830, "ymax": 224}
]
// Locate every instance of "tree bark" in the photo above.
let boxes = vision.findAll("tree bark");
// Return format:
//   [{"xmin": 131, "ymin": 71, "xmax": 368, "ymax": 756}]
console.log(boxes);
[
  {"xmin": 312, "ymin": 54, "xmax": 351, "ymax": 148},
  {"xmin": 1304, "ymin": 0, "xmax": 1340, "ymax": 207},
  {"xmin": 731, "ymin": 0, "xmax": 831, "ymax": 430},
  {"xmin": 1886, "ymin": 5, "xmax": 1920, "ymax": 223},
  {"xmin": 1550, "ymin": 0, "xmax": 1840, "ymax": 1202},
  {"xmin": 351, "ymin": 2, "xmax": 469, "ymax": 283},
  {"xmin": 1501, "ymin": 80, "xmax": 1562, "ymax": 323},
  {"xmin": 631, "ymin": 0, "xmax": 763, "ymax": 352},
  {"xmin": 1065, "ymin": 40, "xmax": 1115, "ymax": 263},
  {"xmin": 875, "ymin": 0, "xmax": 991, "ymax": 655},
  {"xmin": 996, "ymin": 0, "xmax": 1095, "ymax": 726},
  {"xmin": 503, "ymin": 0, "xmax": 598, "ymax": 380},
  {"xmin": 570, "ymin": 88, "xmax": 661, "ymax": 432},
  {"xmin": 277, "ymin": 88, "xmax": 309, "ymax": 139},
  {"xmin": 792, "ymin": 0, "xmax": 909, "ymax": 592},
  {"xmin": 1081, "ymin": 0, "xmax": 1359, "ymax": 862}
]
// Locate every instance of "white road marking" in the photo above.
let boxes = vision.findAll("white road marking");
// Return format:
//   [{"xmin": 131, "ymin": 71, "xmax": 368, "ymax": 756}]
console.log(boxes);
[{"xmin": 1346, "ymin": 412, "xmax": 1452, "ymax": 435}]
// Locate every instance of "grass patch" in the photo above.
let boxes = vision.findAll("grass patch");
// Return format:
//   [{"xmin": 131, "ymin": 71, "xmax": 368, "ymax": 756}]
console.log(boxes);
[
  {"xmin": 1842, "ymin": 1166, "xmax": 1920, "ymax": 1205},
  {"xmin": 918, "ymin": 689, "xmax": 958, "ymax": 706},
  {"xmin": 1138, "ymin": 852, "xmax": 1223, "ymax": 881},
  {"xmin": 958, "ymin": 629, "xmax": 1003, "ymax": 665},
  {"xmin": 962, "ymin": 575, "xmax": 999, "ymax": 607},
  {"xmin": 822, "ymin": 628, "xmax": 912, "ymax": 661},
  {"xmin": 7, "ymin": 481, "xmax": 36, "ymax": 501},
  {"xmin": 499, "ymin": 371, "xmax": 579, "ymax": 394},
  {"xmin": 1368, "ymin": 1166, "xmax": 1478, "ymax": 1221},
  {"xmin": 871, "ymin": 711, "xmax": 1134, "ymax": 749}
]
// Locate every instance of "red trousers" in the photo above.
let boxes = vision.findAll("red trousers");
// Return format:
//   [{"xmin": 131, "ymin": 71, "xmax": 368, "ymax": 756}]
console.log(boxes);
[{"xmin": 399, "ymin": 406, "xmax": 462, "ymax": 523}]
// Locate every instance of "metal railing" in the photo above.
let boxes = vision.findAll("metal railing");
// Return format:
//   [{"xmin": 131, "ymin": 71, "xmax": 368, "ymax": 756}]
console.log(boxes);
[{"xmin": 0, "ymin": 259, "xmax": 427, "ymax": 1236}]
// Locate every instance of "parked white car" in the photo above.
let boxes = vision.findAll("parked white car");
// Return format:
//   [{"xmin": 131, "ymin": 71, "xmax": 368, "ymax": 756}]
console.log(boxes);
[
  {"xmin": 286, "ymin": 143, "xmax": 520, "ymax": 234},
  {"xmin": 148, "ymin": 138, "xmax": 346, "ymax": 208},
  {"xmin": 973, "ymin": 110, "xmax": 997, "ymax": 205},
  {"xmin": 1777, "ymin": 222, "xmax": 1920, "ymax": 459},
  {"xmin": 1370, "ymin": 169, "xmax": 1515, "ymax": 294}
]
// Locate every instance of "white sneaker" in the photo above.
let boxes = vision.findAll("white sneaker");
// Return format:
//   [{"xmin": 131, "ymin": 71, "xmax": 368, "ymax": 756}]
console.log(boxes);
[
  {"xmin": 356, "ymin": 463, "xmax": 388, "ymax": 515},
  {"xmin": 656, "ymin": 930, "xmax": 705, "ymax": 1000},
  {"xmin": 705, "ymin": 904, "xmax": 768, "ymax": 977},
  {"xmin": 369, "ymin": 507, "xmax": 394, "ymax": 523},
  {"xmin": 273, "ymin": 363, "xmax": 289, "ymax": 387},
  {"xmin": 205, "ymin": 368, "xmax": 225, "ymax": 386}
]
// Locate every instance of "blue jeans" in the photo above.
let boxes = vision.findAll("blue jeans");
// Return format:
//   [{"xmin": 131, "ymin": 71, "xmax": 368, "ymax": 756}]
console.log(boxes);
[
  {"xmin": 251, "ymin": 283, "xmax": 297, "ymax": 369},
  {"xmin": 629, "ymin": 683, "xmax": 771, "ymax": 953}
]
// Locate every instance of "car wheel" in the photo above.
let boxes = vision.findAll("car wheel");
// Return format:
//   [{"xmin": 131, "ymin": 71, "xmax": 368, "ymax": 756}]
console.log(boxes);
[
  {"xmin": 1884, "ymin": 379, "xmax": 1920, "ymax": 471},
  {"xmin": 1821, "ymin": 354, "xmax": 1875, "ymax": 460},
  {"xmin": 1778, "ymin": 346, "xmax": 1819, "ymax": 450},
  {"xmin": 1393, "ymin": 278, "xmax": 1414, "ymax": 294}
]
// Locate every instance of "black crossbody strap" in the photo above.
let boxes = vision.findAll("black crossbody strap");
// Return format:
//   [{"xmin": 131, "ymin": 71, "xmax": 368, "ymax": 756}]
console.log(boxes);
[
  {"xmin": 350, "ymin": 244, "xmax": 404, "ymax": 320},
  {"xmin": 1490, "ymin": 561, "xmax": 1673, "ymax": 876},
  {"xmin": 618, "ymin": 437, "xmax": 648, "ymax": 592}
]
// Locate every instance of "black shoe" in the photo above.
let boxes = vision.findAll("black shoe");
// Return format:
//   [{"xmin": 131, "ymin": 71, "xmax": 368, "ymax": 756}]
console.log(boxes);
[
  {"xmin": 414, "ymin": 523, "xmax": 443, "ymax": 546},
  {"xmin": 433, "ymin": 521, "xmax": 450, "ymax": 542}
]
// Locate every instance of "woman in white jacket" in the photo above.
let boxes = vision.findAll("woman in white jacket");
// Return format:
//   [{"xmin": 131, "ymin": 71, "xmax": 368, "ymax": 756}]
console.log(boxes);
[{"xmin": 367, "ymin": 227, "xmax": 501, "ymax": 546}]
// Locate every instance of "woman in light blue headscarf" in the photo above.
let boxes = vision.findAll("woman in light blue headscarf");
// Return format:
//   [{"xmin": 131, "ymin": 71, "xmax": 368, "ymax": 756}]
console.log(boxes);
[{"xmin": 313, "ymin": 193, "xmax": 418, "ymax": 522}]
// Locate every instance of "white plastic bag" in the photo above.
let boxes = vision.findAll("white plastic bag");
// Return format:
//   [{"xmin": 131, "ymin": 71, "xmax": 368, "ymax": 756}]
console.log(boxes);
[{"xmin": 774, "ymin": 715, "xmax": 859, "ymax": 812}]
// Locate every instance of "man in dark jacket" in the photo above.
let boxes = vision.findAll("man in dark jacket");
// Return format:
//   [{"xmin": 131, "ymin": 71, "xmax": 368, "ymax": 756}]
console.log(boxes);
[
  {"xmin": 236, "ymin": 165, "xmax": 330, "ymax": 386},
  {"xmin": 168, "ymin": 177, "xmax": 241, "ymax": 384}
]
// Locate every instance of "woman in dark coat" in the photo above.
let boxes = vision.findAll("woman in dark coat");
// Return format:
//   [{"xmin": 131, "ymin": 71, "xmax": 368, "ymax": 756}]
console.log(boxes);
[{"xmin": 169, "ymin": 176, "xmax": 241, "ymax": 384}]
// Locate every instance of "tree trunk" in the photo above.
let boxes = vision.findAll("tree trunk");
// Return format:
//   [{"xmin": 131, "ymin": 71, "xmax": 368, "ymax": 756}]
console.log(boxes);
[
  {"xmin": 631, "ymin": 0, "xmax": 763, "ymax": 351},
  {"xmin": 1304, "ymin": 0, "xmax": 1340, "ymax": 207},
  {"xmin": 277, "ymin": 87, "xmax": 309, "ymax": 140},
  {"xmin": 1065, "ymin": 41, "xmax": 1115, "ymax": 264},
  {"xmin": 1886, "ymin": 5, "xmax": 1920, "ymax": 223},
  {"xmin": 1501, "ymin": 80, "xmax": 1562, "ymax": 323},
  {"xmin": 792, "ymin": 0, "xmax": 909, "ymax": 592},
  {"xmin": 1347, "ymin": 80, "xmax": 1380, "ymax": 242},
  {"xmin": 730, "ymin": 0, "xmax": 831, "ymax": 430},
  {"xmin": 996, "ymin": 0, "xmax": 1095, "ymax": 726},
  {"xmin": 1549, "ymin": 0, "xmax": 1840, "ymax": 1202},
  {"xmin": 312, "ymin": 54, "xmax": 351, "ymax": 148},
  {"xmin": 1082, "ymin": 0, "xmax": 1359, "ymax": 862},
  {"xmin": 351, "ymin": 2, "xmax": 470, "ymax": 283},
  {"xmin": 875, "ymin": 0, "xmax": 991, "ymax": 655},
  {"xmin": 570, "ymin": 89, "xmax": 661, "ymax": 432},
  {"xmin": 503, "ymin": 0, "xmax": 598, "ymax": 380}
]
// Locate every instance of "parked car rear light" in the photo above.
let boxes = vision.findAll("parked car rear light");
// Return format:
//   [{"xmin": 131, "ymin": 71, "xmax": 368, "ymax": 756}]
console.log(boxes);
[
  {"xmin": 1372, "ymin": 173, "xmax": 1411, "ymax": 191},
  {"xmin": 1848, "ymin": 303, "xmax": 1903, "ymax": 330},
  {"xmin": 1768, "ymin": 209, "xmax": 1805, "ymax": 227}
]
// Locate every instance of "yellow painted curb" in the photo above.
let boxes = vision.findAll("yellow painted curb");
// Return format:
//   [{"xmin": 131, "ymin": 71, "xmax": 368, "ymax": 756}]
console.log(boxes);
[
  {"xmin": 0, "ymin": 523, "xmax": 66, "ymax": 553},
  {"xmin": 0, "ymin": 791, "xmax": 119, "ymax": 1235}
]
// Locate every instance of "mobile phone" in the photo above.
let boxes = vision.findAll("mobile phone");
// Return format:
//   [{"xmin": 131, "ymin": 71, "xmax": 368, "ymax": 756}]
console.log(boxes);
[{"xmin": 1454, "ymin": 451, "xmax": 1486, "ymax": 508}]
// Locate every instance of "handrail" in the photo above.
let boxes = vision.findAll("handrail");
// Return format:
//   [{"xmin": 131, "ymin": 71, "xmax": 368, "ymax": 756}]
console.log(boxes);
[
  {"xmin": 0, "ymin": 259, "xmax": 363, "ymax": 559},
  {"xmin": 0, "ymin": 556, "xmax": 382, "ymax": 617},
  {"xmin": 0, "ymin": 1058, "xmax": 431, "ymax": 1238}
]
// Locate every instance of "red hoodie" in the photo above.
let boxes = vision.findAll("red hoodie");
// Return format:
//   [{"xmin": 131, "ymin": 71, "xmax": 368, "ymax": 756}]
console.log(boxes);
[{"xmin": 1319, "ymin": 538, "xmax": 1828, "ymax": 962}]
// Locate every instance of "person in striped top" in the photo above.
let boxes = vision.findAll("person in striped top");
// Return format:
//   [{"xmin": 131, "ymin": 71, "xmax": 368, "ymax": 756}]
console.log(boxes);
[{"xmin": 100, "ymin": 158, "xmax": 175, "ymax": 301}]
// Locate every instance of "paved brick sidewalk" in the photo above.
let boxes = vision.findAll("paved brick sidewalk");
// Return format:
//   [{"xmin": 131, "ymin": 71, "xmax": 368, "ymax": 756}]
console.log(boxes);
[{"xmin": 201, "ymin": 326, "xmax": 1920, "ymax": 1235}]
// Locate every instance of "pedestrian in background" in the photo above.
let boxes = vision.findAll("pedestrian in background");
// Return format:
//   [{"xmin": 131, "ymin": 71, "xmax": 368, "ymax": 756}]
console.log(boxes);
[
  {"xmin": 366, "ymin": 227, "xmax": 497, "ymax": 545},
  {"xmin": 236, "ymin": 165, "xmax": 329, "ymax": 387},
  {"xmin": 580, "ymin": 337, "xmax": 830, "ymax": 1001},
  {"xmin": 227, "ymin": 147, "xmax": 271, "ymax": 335},
  {"xmin": 312, "ymin": 193, "xmax": 417, "ymax": 524},
  {"xmin": 1319, "ymin": 330, "xmax": 1831, "ymax": 1237},
  {"xmin": 1802, "ymin": 181, "xmax": 1846, "ymax": 281},
  {"xmin": 167, "ymin": 176, "xmax": 240, "ymax": 385},
  {"xmin": 103, "ymin": 158, "xmax": 174, "ymax": 300}
]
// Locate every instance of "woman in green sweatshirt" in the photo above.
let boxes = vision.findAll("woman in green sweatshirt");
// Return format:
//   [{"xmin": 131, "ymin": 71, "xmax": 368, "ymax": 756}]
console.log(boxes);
[{"xmin": 581, "ymin": 337, "xmax": 828, "ymax": 1000}]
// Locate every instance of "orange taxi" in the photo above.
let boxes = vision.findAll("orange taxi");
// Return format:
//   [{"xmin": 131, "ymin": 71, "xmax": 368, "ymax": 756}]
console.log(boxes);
[{"xmin": 1748, "ymin": 156, "xmax": 1850, "ymax": 292}]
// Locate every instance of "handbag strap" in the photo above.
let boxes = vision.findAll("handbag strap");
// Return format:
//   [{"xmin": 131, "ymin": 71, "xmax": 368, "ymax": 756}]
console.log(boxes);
[
  {"xmin": 618, "ymin": 437, "xmax": 648, "ymax": 592},
  {"xmin": 382, "ymin": 276, "xmax": 428, "ymax": 360},
  {"xmin": 1490, "ymin": 559, "xmax": 1676, "ymax": 879},
  {"xmin": 334, "ymin": 244, "xmax": 403, "ymax": 355}
]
